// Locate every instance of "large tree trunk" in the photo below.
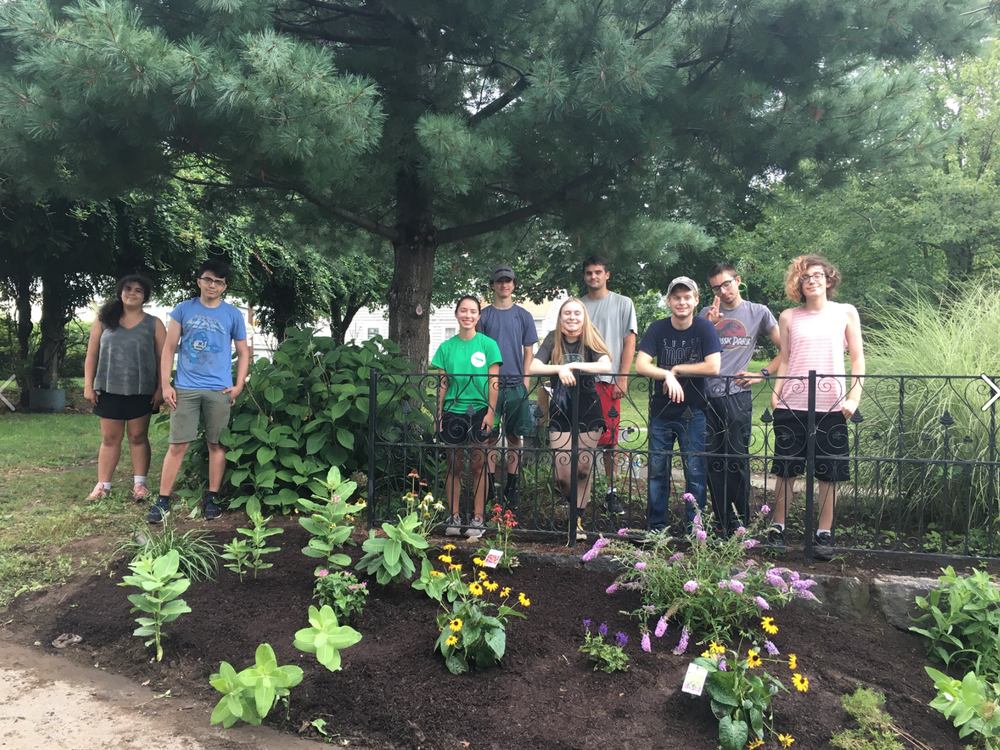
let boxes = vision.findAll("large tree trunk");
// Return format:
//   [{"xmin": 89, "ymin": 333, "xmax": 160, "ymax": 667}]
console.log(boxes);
[
  {"xmin": 13, "ymin": 269, "xmax": 33, "ymax": 407},
  {"xmin": 330, "ymin": 294, "xmax": 364, "ymax": 344},
  {"xmin": 31, "ymin": 273, "xmax": 68, "ymax": 389}
]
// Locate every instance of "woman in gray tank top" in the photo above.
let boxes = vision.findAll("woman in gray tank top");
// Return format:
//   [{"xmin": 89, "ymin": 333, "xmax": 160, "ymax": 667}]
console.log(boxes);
[{"xmin": 83, "ymin": 276, "xmax": 166, "ymax": 502}]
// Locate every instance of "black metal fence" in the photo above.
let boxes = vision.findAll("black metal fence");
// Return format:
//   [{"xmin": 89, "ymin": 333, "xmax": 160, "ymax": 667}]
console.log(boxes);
[{"xmin": 366, "ymin": 371, "xmax": 1000, "ymax": 559}]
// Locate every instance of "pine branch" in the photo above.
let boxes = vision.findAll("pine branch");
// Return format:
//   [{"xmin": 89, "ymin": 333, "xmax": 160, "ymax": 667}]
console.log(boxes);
[
  {"xmin": 634, "ymin": 0, "xmax": 677, "ymax": 39},
  {"xmin": 272, "ymin": 21, "xmax": 390, "ymax": 46},
  {"xmin": 467, "ymin": 72, "xmax": 529, "ymax": 127}
]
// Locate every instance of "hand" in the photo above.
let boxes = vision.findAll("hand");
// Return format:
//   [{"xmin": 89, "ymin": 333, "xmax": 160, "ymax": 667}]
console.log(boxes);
[
  {"xmin": 734, "ymin": 370, "xmax": 764, "ymax": 388},
  {"xmin": 84, "ymin": 386, "xmax": 98, "ymax": 406},
  {"xmin": 223, "ymin": 383, "xmax": 244, "ymax": 405},
  {"xmin": 480, "ymin": 418, "xmax": 493, "ymax": 435},
  {"xmin": 151, "ymin": 390, "xmax": 163, "ymax": 409},
  {"xmin": 557, "ymin": 365, "xmax": 577, "ymax": 386},
  {"xmin": 162, "ymin": 384, "xmax": 178, "ymax": 410},
  {"xmin": 841, "ymin": 398, "xmax": 859, "ymax": 419},
  {"xmin": 704, "ymin": 296, "xmax": 723, "ymax": 324},
  {"xmin": 770, "ymin": 390, "xmax": 781, "ymax": 412},
  {"xmin": 611, "ymin": 375, "xmax": 629, "ymax": 400},
  {"xmin": 661, "ymin": 370, "xmax": 684, "ymax": 403}
]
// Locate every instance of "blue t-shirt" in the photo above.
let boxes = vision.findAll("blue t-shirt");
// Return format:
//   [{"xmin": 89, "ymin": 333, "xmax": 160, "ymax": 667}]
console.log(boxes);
[
  {"xmin": 478, "ymin": 304, "xmax": 538, "ymax": 386},
  {"xmin": 170, "ymin": 298, "xmax": 247, "ymax": 390},
  {"xmin": 638, "ymin": 316, "xmax": 722, "ymax": 418}
]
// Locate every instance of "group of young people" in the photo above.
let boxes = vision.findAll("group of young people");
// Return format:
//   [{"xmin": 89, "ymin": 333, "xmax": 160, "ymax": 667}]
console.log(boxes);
[{"xmin": 433, "ymin": 254, "xmax": 864, "ymax": 559}]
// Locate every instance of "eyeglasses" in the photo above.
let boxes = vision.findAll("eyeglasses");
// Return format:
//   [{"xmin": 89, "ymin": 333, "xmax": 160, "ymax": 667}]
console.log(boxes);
[
  {"xmin": 799, "ymin": 273, "xmax": 826, "ymax": 283},
  {"xmin": 199, "ymin": 276, "xmax": 227, "ymax": 287},
  {"xmin": 710, "ymin": 278, "xmax": 737, "ymax": 293}
]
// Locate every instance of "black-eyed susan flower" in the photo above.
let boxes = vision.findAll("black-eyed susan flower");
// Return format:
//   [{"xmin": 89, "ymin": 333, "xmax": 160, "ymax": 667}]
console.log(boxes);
[
  {"xmin": 446, "ymin": 635, "xmax": 458, "ymax": 646},
  {"xmin": 518, "ymin": 592, "xmax": 530, "ymax": 607},
  {"xmin": 710, "ymin": 642, "xmax": 726, "ymax": 655},
  {"xmin": 748, "ymin": 739, "xmax": 764, "ymax": 749},
  {"xmin": 500, "ymin": 586, "xmax": 512, "ymax": 598},
  {"xmin": 429, "ymin": 570, "xmax": 445, "ymax": 578},
  {"xmin": 473, "ymin": 556, "xmax": 485, "ymax": 567},
  {"xmin": 788, "ymin": 654, "xmax": 797, "ymax": 670},
  {"xmin": 792, "ymin": 673, "xmax": 809, "ymax": 693},
  {"xmin": 761, "ymin": 616, "xmax": 778, "ymax": 635},
  {"xmin": 778, "ymin": 733, "xmax": 794, "ymax": 747},
  {"xmin": 449, "ymin": 618, "xmax": 463, "ymax": 632},
  {"xmin": 443, "ymin": 544, "xmax": 456, "ymax": 551},
  {"xmin": 469, "ymin": 582, "xmax": 484, "ymax": 596},
  {"xmin": 478, "ymin": 571, "xmax": 488, "ymax": 581},
  {"xmin": 448, "ymin": 563, "xmax": 462, "ymax": 571},
  {"xmin": 438, "ymin": 554, "xmax": 453, "ymax": 564},
  {"xmin": 484, "ymin": 580, "xmax": 498, "ymax": 592},
  {"xmin": 747, "ymin": 649, "xmax": 762, "ymax": 668}
]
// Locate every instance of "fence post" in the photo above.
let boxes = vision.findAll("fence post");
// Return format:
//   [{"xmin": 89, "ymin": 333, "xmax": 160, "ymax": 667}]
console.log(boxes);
[
  {"xmin": 567, "ymin": 380, "xmax": 581, "ymax": 547},
  {"xmin": 367, "ymin": 368, "xmax": 378, "ymax": 530},
  {"xmin": 804, "ymin": 370, "xmax": 817, "ymax": 562}
]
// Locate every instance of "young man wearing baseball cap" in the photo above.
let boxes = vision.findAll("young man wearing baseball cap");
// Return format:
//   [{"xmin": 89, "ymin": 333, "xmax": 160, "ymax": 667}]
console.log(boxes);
[
  {"xmin": 636, "ymin": 276, "xmax": 721, "ymax": 533},
  {"xmin": 478, "ymin": 263, "xmax": 539, "ymax": 510}
]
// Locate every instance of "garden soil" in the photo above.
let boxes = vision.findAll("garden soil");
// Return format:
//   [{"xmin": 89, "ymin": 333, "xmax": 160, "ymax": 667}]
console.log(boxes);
[{"xmin": 0, "ymin": 517, "xmax": 990, "ymax": 750}]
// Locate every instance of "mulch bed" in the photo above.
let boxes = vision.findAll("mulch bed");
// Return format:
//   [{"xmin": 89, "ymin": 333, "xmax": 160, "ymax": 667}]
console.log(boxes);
[{"xmin": 0, "ymin": 516, "xmax": 981, "ymax": 750}]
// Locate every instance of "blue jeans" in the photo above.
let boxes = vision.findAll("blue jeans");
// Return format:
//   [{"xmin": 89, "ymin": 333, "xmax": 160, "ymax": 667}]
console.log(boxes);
[{"xmin": 647, "ymin": 409, "xmax": 708, "ymax": 531}]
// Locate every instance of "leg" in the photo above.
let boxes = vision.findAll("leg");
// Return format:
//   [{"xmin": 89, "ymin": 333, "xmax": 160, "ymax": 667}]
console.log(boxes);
[
  {"xmin": 727, "ymin": 392, "xmax": 753, "ymax": 528},
  {"xmin": 646, "ymin": 417, "xmax": 675, "ymax": 532},
  {"xmin": 506, "ymin": 433, "xmax": 523, "ymax": 476},
  {"xmin": 159, "ymin": 442, "xmax": 191, "ymax": 496},
  {"xmin": 125, "ymin": 413, "xmax": 153, "ymax": 478},
  {"xmin": 97, "ymin": 418, "xmax": 125, "ymax": 484},
  {"xmin": 677, "ymin": 410, "xmax": 708, "ymax": 525},
  {"xmin": 817, "ymin": 479, "xmax": 837, "ymax": 530},
  {"xmin": 549, "ymin": 430, "xmax": 573, "ymax": 499},
  {"xmin": 770, "ymin": 475, "xmax": 795, "ymax": 526},
  {"xmin": 445, "ymin": 448, "xmax": 463, "ymax": 517},
  {"xmin": 704, "ymin": 398, "xmax": 728, "ymax": 528},
  {"xmin": 574, "ymin": 431, "xmax": 602, "ymax": 510},
  {"xmin": 206, "ymin": 441, "xmax": 226, "ymax": 492},
  {"xmin": 469, "ymin": 444, "xmax": 488, "ymax": 521}
]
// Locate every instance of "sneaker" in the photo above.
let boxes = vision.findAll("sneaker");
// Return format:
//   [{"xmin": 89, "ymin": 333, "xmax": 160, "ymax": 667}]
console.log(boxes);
[
  {"xmin": 558, "ymin": 496, "xmax": 570, "ymax": 507},
  {"xmin": 87, "ymin": 484, "xmax": 110, "ymax": 501},
  {"xmin": 465, "ymin": 517, "xmax": 486, "ymax": 539},
  {"xmin": 574, "ymin": 517, "xmax": 588, "ymax": 541},
  {"xmin": 505, "ymin": 484, "xmax": 520, "ymax": 511},
  {"xmin": 766, "ymin": 524, "xmax": 787, "ymax": 550},
  {"xmin": 814, "ymin": 531, "xmax": 835, "ymax": 561},
  {"xmin": 147, "ymin": 497, "xmax": 170, "ymax": 524},
  {"xmin": 132, "ymin": 483, "xmax": 150, "ymax": 502},
  {"xmin": 604, "ymin": 488, "xmax": 624, "ymax": 516},
  {"xmin": 445, "ymin": 514, "xmax": 463, "ymax": 536},
  {"xmin": 204, "ymin": 498, "xmax": 223, "ymax": 520}
]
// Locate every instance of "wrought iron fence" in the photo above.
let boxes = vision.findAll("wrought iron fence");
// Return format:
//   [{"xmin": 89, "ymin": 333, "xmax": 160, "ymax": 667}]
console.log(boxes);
[{"xmin": 366, "ymin": 371, "xmax": 1000, "ymax": 560}]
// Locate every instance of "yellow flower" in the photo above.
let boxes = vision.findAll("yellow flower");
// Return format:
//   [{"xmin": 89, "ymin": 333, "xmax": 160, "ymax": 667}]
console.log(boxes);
[
  {"xmin": 445, "ymin": 635, "xmax": 458, "ymax": 646},
  {"xmin": 761, "ymin": 616, "xmax": 778, "ymax": 635},
  {"xmin": 443, "ymin": 544, "xmax": 456, "ymax": 551},
  {"xmin": 438, "ymin": 554, "xmax": 452, "ymax": 564},
  {"xmin": 469, "ymin": 582, "xmax": 484, "ymax": 596},
  {"xmin": 788, "ymin": 654, "xmax": 797, "ymax": 670},
  {"xmin": 748, "ymin": 739, "xmax": 764, "ymax": 749},
  {"xmin": 449, "ymin": 618, "xmax": 463, "ymax": 632},
  {"xmin": 484, "ymin": 580, "xmax": 499, "ymax": 592},
  {"xmin": 747, "ymin": 649, "xmax": 762, "ymax": 668},
  {"xmin": 792, "ymin": 673, "xmax": 809, "ymax": 693},
  {"xmin": 778, "ymin": 733, "xmax": 794, "ymax": 747},
  {"xmin": 518, "ymin": 592, "xmax": 531, "ymax": 607},
  {"xmin": 429, "ymin": 570, "xmax": 445, "ymax": 578},
  {"xmin": 710, "ymin": 642, "xmax": 726, "ymax": 655},
  {"xmin": 473, "ymin": 556, "xmax": 485, "ymax": 567},
  {"xmin": 478, "ymin": 571, "xmax": 488, "ymax": 581},
  {"xmin": 500, "ymin": 587, "xmax": 512, "ymax": 598},
  {"xmin": 448, "ymin": 563, "xmax": 463, "ymax": 571}
]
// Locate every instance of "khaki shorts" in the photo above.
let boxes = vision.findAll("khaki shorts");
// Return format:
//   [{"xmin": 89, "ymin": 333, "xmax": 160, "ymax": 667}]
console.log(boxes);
[{"xmin": 169, "ymin": 389, "xmax": 232, "ymax": 444}]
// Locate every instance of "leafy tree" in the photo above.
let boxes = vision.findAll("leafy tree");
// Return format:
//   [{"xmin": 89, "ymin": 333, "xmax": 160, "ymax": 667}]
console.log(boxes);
[{"xmin": 0, "ymin": 0, "xmax": 990, "ymax": 366}]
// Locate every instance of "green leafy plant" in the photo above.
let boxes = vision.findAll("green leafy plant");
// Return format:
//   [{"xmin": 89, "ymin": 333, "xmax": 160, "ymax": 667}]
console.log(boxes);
[
  {"xmin": 830, "ymin": 686, "xmax": 913, "ymax": 750},
  {"xmin": 355, "ymin": 511, "xmax": 430, "ymax": 585},
  {"xmin": 209, "ymin": 644, "xmax": 304, "ymax": 727},
  {"xmin": 925, "ymin": 667, "xmax": 1000, "ymax": 748},
  {"xmin": 231, "ymin": 498, "xmax": 284, "ymax": 580},
  {"xmin": 118, "ymin": 549, "xmax": 192, "ymax": 662},
  {"xmin": 313, "ymin": 569, "xmax": 368, "ymax": 623},
  {"xmin": 114, "ymin": 519, "xmax": 219, "ymax": 582},
  {"xmin": 293, "ymin": 604, "xmax": 363, "ymax": 672},
  {"xmin": 579, "ymin": 620, "xmax": 630, "ymax": 673},
  {"xmin": 220, "ymin": 537, "xmax": 252, "ymax": 582},
  {"xmin": 298, "ymin": 465, "xmax": 364, "ymax": 571}
]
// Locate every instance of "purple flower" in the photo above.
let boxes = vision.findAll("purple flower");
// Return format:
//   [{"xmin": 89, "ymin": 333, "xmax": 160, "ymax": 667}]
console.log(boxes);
[
  {"xmin": 594, "ymin": 537, "xmax": 611, "ymax": 550},
  {"xmin": 672, "ymin": 626, "xmax": 690, "ymax": 655},
  {"xmin": 635, "ymin": 562, "xmax": 647, "ymax": 570},
  {"xmin": 718, "ymin": 579, "xmax": 728, "ymax": 589},
  {"xmin": 617, "ymin": 527, "xmax": 629, "ymax": 536},
  {"xmin": 316, "ymin": 569, "xmax": 329, "ymax": 577},
  {"xmin": 606, "ymin": 582, "xmax": 619, "ymax": 595},
  {"xmin": 795, "ymin": 589, "xmax": 820, "ymax": 602},
  {"xmin": 655, "ymin": 616, "xmax": 669, "ymax": 638},
  {"xmin": 764, "ymin": 639, "xmax": 780, "ymax": 655},
  {"xmin": 582, "ymin": 618, "xmax": 591, "ymax": 628},
  {"xmin": 790, "ymin": 571, "xmax": 801, "ymax": 583},
  {"xmin": 744, "ymin": 539, "xmax": 758, "ymax": 549},
  {"xmin": 755, "ymin": 596, "xmax": 770, "ymax": 610},
  {"xmin": 615, "ymin": 631, "xmax": 628, "ymax": 648},
  {"xmin": 598, "ymin": 622, "xmax": 609, "ymax": 637},
  {"xmin": 620, "ymin": 582, "xmax": 641, "ymax": 590},
  {"xmin": 683, "ymin": 580, "xmax": 698, "ymax": 592},
  {"xmin": 359, "ymin": 582, "xmax": 367, "ymax": 588},
  {"xmin": 641, "ymin": 632, "xmax": 652, "ymax": 653},
  {"xmin": 581, "ymin": 549, "xmax": 598, "ymax": 562},
  {"xmin": 683, "ymin": 492, "xmax": 697, "ymax": 505},
  {"xmin": 696, "ymin": 530, "xmax": 708, "ymax": 542},
  {"xmin": 734, "ymin": 526, "xmax": 747, "ymax": 537},
  {"xmin": 642, "ymin": 605, "xmax": 656, "ymax": 613},
  {"xmin": 792, "ymin": 577, "xmax": 817, "ymax": 591},
  {"xmin": 761, "ymin": 504, "xmax": 771, "ymax": 514},
  {"xmin": 733, "ymin": 571, "xmax": 748, "ymax": 580},
  {"xmin": 718, "ymin": 658, "xmax": 728, "ymax": 671},
  {"xmin": 669, "ymin": 553, "xmax": 685, "ymax": 563},
  {"xmin": 728, "ymin": 580, "xmax": 745, "ymax": 594}
]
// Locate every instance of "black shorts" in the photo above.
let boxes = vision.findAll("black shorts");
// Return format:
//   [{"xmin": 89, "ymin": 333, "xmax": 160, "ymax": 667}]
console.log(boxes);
[
  {"xmin": 92, "ymin": 392, "xmax": 155, "ymax": 421},
  {"xmin": 548, "ymin": 394, "xmax": 606, "ymax": 435},
  {"xmin": 440, "ymin": 407, "xmax": 492, "ymax": 445},
  {"xmin": 770, "ymin": 409, "xmax": 850, "ymax": 482}
]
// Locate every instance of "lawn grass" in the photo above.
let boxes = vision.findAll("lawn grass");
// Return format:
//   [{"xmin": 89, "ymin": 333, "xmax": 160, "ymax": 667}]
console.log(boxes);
[{"xmin": 0, "ymin": 412, "xmax": 165, "ymax": 606}]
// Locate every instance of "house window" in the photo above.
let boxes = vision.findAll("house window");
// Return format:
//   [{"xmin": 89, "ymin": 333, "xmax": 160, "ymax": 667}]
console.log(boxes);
[
  {"xmin": 367, "ymin": 328, "xmax": 380, "ymax": 339},
  {"xmin": 444, "ymin": 327, "xmax": 457, "ymax": 339}
]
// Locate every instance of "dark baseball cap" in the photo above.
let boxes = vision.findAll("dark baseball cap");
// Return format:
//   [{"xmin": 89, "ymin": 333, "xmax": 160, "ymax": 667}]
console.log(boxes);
[{"xmin": 491, "ymin": 263, "xmax": 516, "ymax": 283}]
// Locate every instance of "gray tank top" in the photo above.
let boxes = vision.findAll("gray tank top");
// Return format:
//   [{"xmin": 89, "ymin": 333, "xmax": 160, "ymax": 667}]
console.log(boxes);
[{"xmin": 94, "ymin": 314, "xmax": 158, "ymax": 395}]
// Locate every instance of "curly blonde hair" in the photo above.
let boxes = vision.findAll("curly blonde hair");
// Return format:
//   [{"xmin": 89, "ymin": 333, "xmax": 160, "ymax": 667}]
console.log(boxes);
[
  {"xmin": 549, "ymin": 299, "xmax": 610, "ymax": 365},
  {"xmin": 784, "ymin": 255, "xmax": 842, "ymax": 302}
]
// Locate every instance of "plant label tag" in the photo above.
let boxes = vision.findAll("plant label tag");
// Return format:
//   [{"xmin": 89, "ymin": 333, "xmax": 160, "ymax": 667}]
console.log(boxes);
[
  {"xmin": 682, "ymin": 663, "xmax": 708, "ymax": 696},
  {"xmin": 484, "ymin": 549, "xmax": 504, "ymax": 568}
]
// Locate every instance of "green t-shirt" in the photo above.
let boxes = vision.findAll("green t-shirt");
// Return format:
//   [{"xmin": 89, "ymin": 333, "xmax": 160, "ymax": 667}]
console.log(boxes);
[{"xmin": 431, "ymin": 333, "xmax": 503, "ymax": 414}]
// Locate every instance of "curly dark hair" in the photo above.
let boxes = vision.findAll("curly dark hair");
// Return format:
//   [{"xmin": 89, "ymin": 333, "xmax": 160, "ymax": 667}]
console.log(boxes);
[{"xmin": 98, "ymin": 275, "xmax": 153, "ymax": 330}]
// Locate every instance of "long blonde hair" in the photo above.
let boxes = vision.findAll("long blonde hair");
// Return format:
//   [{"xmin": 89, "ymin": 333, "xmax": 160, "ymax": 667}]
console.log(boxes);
[{"xmin": 549, "ymin": 298, "xmax": 611, "ymax": 364}]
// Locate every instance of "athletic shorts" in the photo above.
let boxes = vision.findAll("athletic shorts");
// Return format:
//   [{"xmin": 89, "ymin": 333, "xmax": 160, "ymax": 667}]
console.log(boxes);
[
  {"xmin": 494, "ymin": 384, "xmax": 534, "ymax": 437},
  {"xmin": 441, "ymin": 407, "xmax": 492, "ymax": 445},
  {"xmin": 769, "ymin": 409, "xmax": 850, "ymax": 483},
  {"xmin": 548, "ymin": 394, "xmax": 606, "ymax": 436},
  {"xmin": 595, "ymin": 381, "xmax": 621, "ymax": 447},
  {"xmin": 93, "ymin": 392, "xmax": 154, "ymax": 421},
  {"xmin": 169, "ymin": 389, "xmax": 232, "ymax": 444}
]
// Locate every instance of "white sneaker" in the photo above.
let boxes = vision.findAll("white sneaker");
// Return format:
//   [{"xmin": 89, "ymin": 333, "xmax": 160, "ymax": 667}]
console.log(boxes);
[
  {"xmin": 445, "ymin": 515, "xmax": 463, "ymax": 536},
  {"xmin": 465, "ymin": 517, "xmax": 486, "ymax": 539}
]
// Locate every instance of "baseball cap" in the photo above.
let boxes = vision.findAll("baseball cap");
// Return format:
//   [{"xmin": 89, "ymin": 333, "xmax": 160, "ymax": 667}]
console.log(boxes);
[
  {"xmin": 667, "ymin": 276, "xmax": 699, "ymax": 296},
  {"xmin": 491, "ymin": 263, "xmax": 516, "ymax": 283}
]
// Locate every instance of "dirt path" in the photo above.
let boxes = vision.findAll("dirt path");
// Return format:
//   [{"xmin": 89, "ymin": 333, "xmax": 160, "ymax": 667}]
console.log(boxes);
[{"xmin": 0, "ymin": 641, "xmax": 322, "ymax": 750}]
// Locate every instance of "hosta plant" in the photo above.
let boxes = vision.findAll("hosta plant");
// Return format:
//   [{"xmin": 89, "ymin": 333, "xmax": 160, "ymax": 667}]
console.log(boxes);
[
  {"xmin": 118, "ymin": 549, "xmax": 192, "ymax": 662},
  {"xmin": 209, "ymin": 644, "xmax": 303, "ymax": 727}
]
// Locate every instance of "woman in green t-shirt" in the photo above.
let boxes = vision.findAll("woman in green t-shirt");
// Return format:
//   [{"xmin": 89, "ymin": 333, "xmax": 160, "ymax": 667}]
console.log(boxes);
[{"xmin": 431, "ymin": 296, "xmax": 502, "ymax": 539}]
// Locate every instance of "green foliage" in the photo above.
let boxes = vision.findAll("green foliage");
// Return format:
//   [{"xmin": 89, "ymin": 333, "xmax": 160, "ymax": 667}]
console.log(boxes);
[
  {"xmin": 293, "ymin": 604, "xmax": 363, "ymax": 673},
  {"xmin": 209, "ymin": 644, "xmax": 304, "ymax": 728},
  {"xmin": 209, "ymin": 328, "xmax": 413, "ymax": 512},
  {"xmin": 118, "ymin": 549, "xmax": 192, "ymax": 662},
  {"xmin": 925, "ymin": 667, "xmax": 1000, "ymax": 748},
  {"xmin": 911, "ymin": 567, "xmax": 1000, "ymax": 676},
  {"xmin": 313, "ymin": 570, "xmax": 368, "ymax": 624},
  {"xmin": 220, "ymin": 538, "xmax": 252, "ymax": 582},
  {"xmin": 579, "ymin": 624, "xmax": 629, "ymax": 674},
  {"xmin": 475, "ymin": 503, "xmax": 519, "ymax": 571},
  {"xmin": 355, "ymin": 512, "xmax": 430, "ymax": 585},
  {"xmin": 114, "ymin": 520, "xmax": 219, "ymax": 582},
  {"xmin": 298, "ymin": 465, "xmax": 363, "ymax": 571},
  {"xmin": 231, "ymin": 498, "xmax": 283, "ymax": 580},
  {"xmin": 830, "ymin": 686, "xmax": 905, "ymax": 750}
]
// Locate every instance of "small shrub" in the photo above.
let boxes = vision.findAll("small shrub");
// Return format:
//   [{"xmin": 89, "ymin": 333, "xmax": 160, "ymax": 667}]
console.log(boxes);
[
  {"xmin": 579, "ymin": 620, "xmax": 629, "ymax": 673},
  {"xmin": 119, "ymin": 549, "xmax": 192, "ymax": 662},
  {"xmin": 229, "ymin": 498, "xmax": 283, "ymax": 580},
  {"xmin": 314, "ymin": 570, "xmax": 368, "ymax": 623},
  {"xmin": 298, "ymin": 465, "xmax": 364, "ymax": 571},
  {"xmin": 293, "ymin": 604, "xmax": 363, "ymax": 672},
  {"xmin": 115, "ymin": 520, "xmax": 219, "ymax": 582},
  {"xmin": 355, "ymin": 511, "xmax": 430, "ymax": 585},
  {"xmin": 925, "ymin": 668, "xmax": 1000, "ymax": 748},
  {"xmin": 209, "ymin": 644, "xmax": 303, "ymax": 727},
  {"xmin": 830, "ymin": 686, "xmax": 905, "ymax": 750}
]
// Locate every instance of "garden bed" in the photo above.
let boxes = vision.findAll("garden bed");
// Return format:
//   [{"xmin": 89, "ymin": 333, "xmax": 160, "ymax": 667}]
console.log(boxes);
[{"xmin": 0, "ymin": 518, "xmax": 978, "ymax": 749}]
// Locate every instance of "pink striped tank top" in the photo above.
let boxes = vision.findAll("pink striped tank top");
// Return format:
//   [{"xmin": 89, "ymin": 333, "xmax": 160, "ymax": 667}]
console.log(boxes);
[{"xmin": 780, "ymin": 304, "xmax": 849, "ymax": 413}]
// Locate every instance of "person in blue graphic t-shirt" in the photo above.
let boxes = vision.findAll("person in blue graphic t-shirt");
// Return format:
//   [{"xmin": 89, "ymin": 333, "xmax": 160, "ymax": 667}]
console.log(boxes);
[{"xmin": 147, "ymin": 259, "xmax": 249, "ymax": 524}]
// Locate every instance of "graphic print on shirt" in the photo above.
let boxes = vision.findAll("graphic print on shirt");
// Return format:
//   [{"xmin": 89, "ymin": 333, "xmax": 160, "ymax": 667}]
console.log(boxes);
[
  {"xmin": 657, "ymin": 333, "xmax": 705, "ymax": 368},
  {"xmin": 714, "ymin": 318, "xmax": 752, "ymax": 350},
  {"xmin": 470, "ymin": 351, "xmax": 487, "ymax": 368},
  {"xmin": 181, "ymin": 318, "xmax": 224, "ymax": 366}
]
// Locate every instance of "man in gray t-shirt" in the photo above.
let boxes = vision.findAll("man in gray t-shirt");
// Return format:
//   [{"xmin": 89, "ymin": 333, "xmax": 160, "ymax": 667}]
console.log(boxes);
[
  {"xmin": 699, "ymin": 263, "xmax": 781, "ymax": 534},
  {"xmin": 581, "ymin": 255, "xmax": 638, "ymax": 516}
]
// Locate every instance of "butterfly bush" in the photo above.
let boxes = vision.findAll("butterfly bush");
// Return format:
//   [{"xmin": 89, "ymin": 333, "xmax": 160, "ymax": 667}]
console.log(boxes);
[{"xmin": 580, "ymin": 494, "xmax": 819, "ymax": 646}]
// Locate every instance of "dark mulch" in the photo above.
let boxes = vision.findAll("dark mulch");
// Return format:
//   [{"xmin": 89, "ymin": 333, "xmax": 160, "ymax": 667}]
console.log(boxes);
[{"xmin": 0, "ymin": 516, "xmax": 978, "ymax": 750}]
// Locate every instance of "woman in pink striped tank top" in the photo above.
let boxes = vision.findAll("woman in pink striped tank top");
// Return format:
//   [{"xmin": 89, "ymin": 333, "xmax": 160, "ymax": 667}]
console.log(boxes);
[{"xmin": 766, "ymin": 255, "xmax": 865, "ymax": 560}]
